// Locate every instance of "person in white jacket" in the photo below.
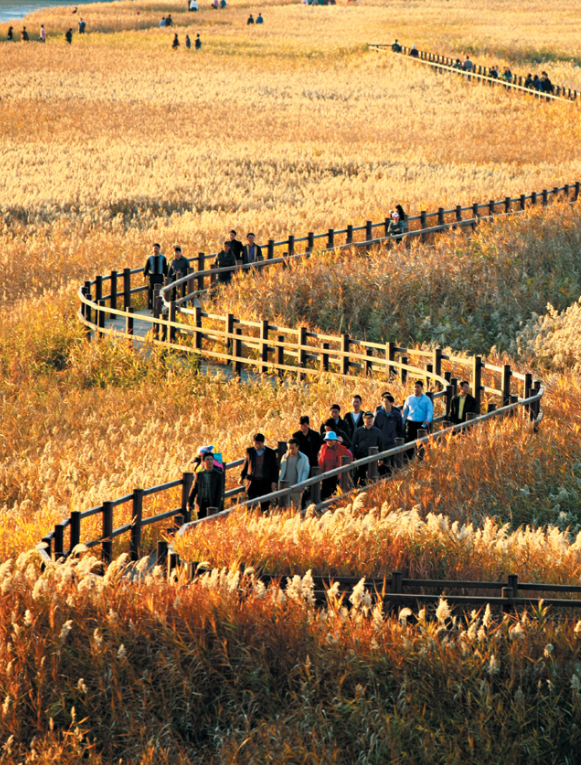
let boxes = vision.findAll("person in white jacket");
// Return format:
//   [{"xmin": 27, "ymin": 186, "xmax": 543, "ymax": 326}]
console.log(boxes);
[{"xmin": 279, "ymin": 439, "xmax": 310, "ymax": 509}]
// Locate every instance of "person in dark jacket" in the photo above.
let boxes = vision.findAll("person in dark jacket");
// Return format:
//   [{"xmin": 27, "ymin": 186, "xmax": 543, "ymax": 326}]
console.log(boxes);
[
  {"xmin": 240, "ymin": 433, "xmax": 279, "ymax": 512},
  {"xmin": 143, "ymin": 243, "xmax": 168, "ymax": 309},
  {"xmin": 292, "ymin": 416, "xmax": 322, "ymax": 468},
  {"xmin": 188, "ymin": 452, "xmax": 225, "ymax": 518},
  {"xmin": 450, "ymin": 380, "xmax": 479, "ymax": 425},
  {"xmin": 343, "ymin": 395, "xmax": 364, "ymax": 440},
  {"xmin": 319, "ymin": 405, "xmax": 350, "ymax": 448},
  {"xmin": 21, "ymin": 27, "xmax": 29, "ymax": 41},
  {"xmin": 65, "ymin": 28, "xmax": 73, "ymax": 44},
  {"xmin": 247, "ymin": 13, "xmax": 254, "ymax": 24},
  {"xmin": 168, "ymin": 245, "xmax": 189, "ymax": 281},
  {"xmin": 216, "ymin": 241, "xmax": 237, "ymax": 283},
  {"xmin": 541, "ymin": 71, "xmax": 554, "ymax": 94},
  {"xmin": 409, "ymin": 45, "xmax": 418, "ymax": 57},
  {"xmin": 7, "ymin": 27, "xmax": 14, "ymax": 41},
  {"xmin": 242, "ymin": 233, "xmax": 263, "ymax": 265},
  {"xmin": 374, "ymin": 393, "xmax": 404, "ymax": 473},
  {"xmin": 351, "ymin": 412, "xmax": 384, "ymax": 485},
  {"xmin": 228, "ymin": 230, "xmax": 244, "ymax": 263},
  {"xmin": 195, "ymin": 33, "xmax": 201, "ymax": 49},
  {"xmin": 392, "ymin": 39, "xmax": 401, "ymax": 52},
  {"xmin": 172, "ymin": 33, "xmax": 179, "ymax": 49}
]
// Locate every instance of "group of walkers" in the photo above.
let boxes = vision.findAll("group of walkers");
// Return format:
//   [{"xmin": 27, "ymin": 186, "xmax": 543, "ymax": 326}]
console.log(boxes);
[
  {"xmin": 3, "ymin": 18, "xmax": 86, "ymax": 44},
  {"xmin": 172, "ymin": 33, "xmax": 202, "ymax": 50},
  {"xmin": 186, "ymin": 382, "xmax": 479, "ymax": 519}
]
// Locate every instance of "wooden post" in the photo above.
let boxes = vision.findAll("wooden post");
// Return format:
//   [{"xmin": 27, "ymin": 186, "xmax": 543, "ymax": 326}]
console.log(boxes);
[
  {"xmin": 502, "ymin": 364, "xmax": 511, "ymax": 407},
  {"xmin": 276, "ymin": 334, "xmax": 284, "ymax": 372},
  {"xmin": 122, "ymin": 268, "xmax": 131, "ymax": 309},
  {"xmin": 110, "ymin": 270, "xmax": 117, "ymax": 313},
  {"xmin": 298, "ymin": 326, "xmax": 308, "ymax": 373},
  {"xmin": 438, "ymin": 207, "xmax": 444, "ymax": 226},
  {"xmin": 508, "ymin": 573, "xmax": 518, "ymax": 599},
  {"xmin": 391, "ymin": 570, "xmax": 403, "ymax": 594},
  {"xmin": 472, "ymin": 355, "xmax": 482, "ymax": 411},
  {"xmin": 102, "ymin": 501, "xmax": 113, "ymax": 564},
  {"xmin": 472, "ymin": 202, "xmax": 479, "ymax": 223},
  {"xmin": 401, "ymin": 356, "xmax": 408, "ymax": 383},
  {"xmin": 542, "ymin": 189, "xmax": 548, "ymax": 206},
  {"xmin": 197, "ymin": 253, "xmax": 205, "ymax": 293},
  {"xmin": 53, "ymin": 523, "xmax": 64, "ymax": 560},
  {"xmin": 130, "ymin": 488, "xmax": 143, "ymax": 561},
  {"xmin": 346, "ymin": 225, "xmax": 353, "ymax": 244},
  {"xmin": 288, "ymin": 236, "xmax": 295, "ymax": 256},
  {"xmin": 339, "ymin": 455, "xmax": 351, "ymax": 492},
  {"xmin": 307, "ymin": 232, "xmax": 314, "ymax": 252},
  {"xmin": 531, "ymin": 191, "xmax": 537, "ymax": 206},
  {"xmin": 153, "ymin": 284, "xmax": 161, "ymax": 337},
  {"xmin": 321, "ymin": 342, "xmax": 330, "ymax": 373},
  {"xmin": 420, "ymin": 210, "xmax": 427, "ymax": 230},
  {"xmin": 210, "ymin": 263, "xmax": 218, "ymax": 291},
  {"xmin": 169, "ymin": 301, "xmax": 176, "ymax": 343},
  {"xmin": 267, "ymin": 240, "xmax": 274, "ymax": 259},
  {"xmin": 520, "ymin": 194, "xmax": 526, "ymax": 211},
  {"xmin": 327, "ymin": 229, "xmax": 335, "ymax": 249},
  {"xmin": 387, "ymin": 341, "xmax": 396, "ymax": 378},
  {"xmin": 70, "ymin": 511, "xmax": 81, "ymax": 552},
  {"xmin": 181, "ymin": 473, "xmax": 194, "ymax": 524},
  {"xmin": 126, "ymin": 306, "xmax": 134, "ymax": 336},
  {"xmin": 433, "ymin": 347, "xmax": 442, "ymax": 377},
  {"xmin": 95, "ymin": 274, "xmax": 103, "ymax": 303},
  {"xmin": 365, "ymin": 348, "xmax": 373, "ymax": 377},
  {"xmin": 455, "ymin": 205, "xmax": 462, "ymax": 223},
  {"xmin": 226, "ymin": 313, "xmax": 234, "ymax": 357},
  {"xmin": 98, "ymin": 299, "xmax": 106, "ymax": 337},
  {"xmin": 366, "ymin": 220, "xmax": 373, "ymax": 241},
  {"xmin": 445, "ymin": 384, "xmax": 454, "ymax": 419},
  {"xmin": 260, "ymin": 320, "xmax": 270, "ymax": 374},
  {"xmin": 194, "ymin": 305, "xmax": 202, "ymax": 351},
  {"xmin": 341, "ymin": 333, "xmax": 350, "ymax": 376},
  {"xmin": 504, "ymin": 197, "xmax": 511, "ymax": 213},
  {"xmin": 488, "ymin": 200, "xmax": 495, "ymax": 216},
  {"xmin": 450, "ymin": 377, "xmax": 458, "ymax": 397},
  {"xmin": 487, "ymin": 402, "xmax": 496, "ymax": 413},
  {"xmin": 523, "ymin": 372, "xmax": 532, "ymax": 401},
  {"xmin": 368, "ymin": 446, "xmax": 379, "ymax": 481},
  {"xmin": 234, "ymin": 327, "xmax": 242, "ymax": 376},
  {"xmin": 310, "ymin": 466, "xmax": 321, "ymax": 505}
]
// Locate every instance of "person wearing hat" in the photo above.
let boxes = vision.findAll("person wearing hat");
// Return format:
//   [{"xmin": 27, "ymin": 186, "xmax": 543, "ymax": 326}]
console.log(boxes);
[
  {"xmin": 240, "ymin": 433, "xmax": 279, "ymax": 512},
  {"xmin": 187, "ymin": 452, "xmax": 225, "ymax": 519},
  {"xmin": 318, "ymin": 432, "xmax": 352, "ymax": 500},
  {"xmin": 351, "ymin": 411, "xmax": 384, "ymax": 485}
]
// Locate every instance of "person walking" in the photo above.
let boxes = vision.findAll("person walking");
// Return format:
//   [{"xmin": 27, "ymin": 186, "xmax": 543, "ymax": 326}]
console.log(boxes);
[
  {"xmin": 247, "ymin": 13, "xmax": 254, "ymax": 24},
  {"xmin": 392, "ymin": 39, "xmax": 401, "ymax": 52},
  {"xmin": 462, "ymin": 55, "xmax": 474, "ymax": 72},
  {"xmin": 374, "ymin": 392, "xmax": 404, "ymax": 472},
  {"xmin": 195, "ymin": 33, "xmax": 201, "ymax": 50},
  {"xmin": 65, "ymin": 28, "xmax": 73, "ymax": 44},
  {"xmin": 318, "ymin": 432, "xmax": 352, "ymax": 500},
  {"xmin": 188, "ymin": 452, "xmax": 225, "ymax": 519},
  {"xmin": 185, "ymin": 34, "xmax": 191, "ymax": 49},
  {"xmin": 240, "ymin": 433, "xmax": 279, "ymax": 512},
  {"xmin": 168, "ymin": 245, "xmax": 189, "ymax": 298},
  {"xmin": 143, "ymin": 243, "xmax": 168, "ymax": 310},
  {"xmin": 21, "ymin": 27, "xmax": 29, "ymax": 41},
  {"xmin": 256, "ymin": 13, "xmax": 263, "ymax": 23},
  {"xmin": 7, "ymin": 26, "xmax": 14, "ymax": 41},
  {"xmin": 166, "ymin": 13, "xmax": 173, "ymax": 26},
  {"xmin": 292, "ymin": 416, "xmax": 322, "ymax": 469},
  {"xmin": 343, "ymin": 394, "xmax": 364, "ymax": 441},
  {"xmin": 387, "ymin": 210, "xmax": 403, "ymax": 237},
  {"xmin": 449, "ymin": 380, "xmax": 478, "ymax": 425},
  {"xmin": 40, "ymin": 25, "xmax": 46, "ymax": 42},
  {"xmin": 319, "ymin": 404, "xmax": 350, "ymax": 447},
  {"xmin": 216, "ymin": 241, "xmax": 237, "ymax": 283},
  {"xmin": 78, "ymin": 18, "xmax": 86, "ymax": 34},
  {"xmin": 396, "ymin": 204, "xmax": 409, "ymax": 234},
  {"xmin": 228, "ymin": 230, "xmax": 244, "ymax": 263},
  {"xmin": 350, "ymin": 411, "xmax": 384, "ymax": 485},
  {"xmin": 242, "ymin": 233, "xmax": 263, "ymax": 264},
  {"xmin": 172, "ymin": 33, "xmax": 179, "ymax": 49},
  {"xmin": 279, "ymin": 439, "xmax": 310, "ymax": 509},
  {"xmin": 402, "ymin": 380, "xmax": 433, "ymax": 444}
]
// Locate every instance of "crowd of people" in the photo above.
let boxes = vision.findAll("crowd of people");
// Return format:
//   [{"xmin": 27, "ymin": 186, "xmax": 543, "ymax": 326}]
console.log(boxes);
[{"xmin": 186, "ymin": 382, "xmax": 479, "ymax": 519}]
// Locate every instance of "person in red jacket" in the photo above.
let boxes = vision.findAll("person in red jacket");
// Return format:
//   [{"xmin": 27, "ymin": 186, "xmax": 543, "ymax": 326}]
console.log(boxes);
[{"xmin": 318, "ymin": 431, "xmax": 352, "ymax": 500}]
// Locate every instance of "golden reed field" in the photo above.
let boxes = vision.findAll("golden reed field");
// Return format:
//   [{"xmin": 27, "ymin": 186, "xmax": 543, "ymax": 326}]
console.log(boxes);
[{"xmin": 2, "ymin": 0, "xmax": 581, "ymax": 761}]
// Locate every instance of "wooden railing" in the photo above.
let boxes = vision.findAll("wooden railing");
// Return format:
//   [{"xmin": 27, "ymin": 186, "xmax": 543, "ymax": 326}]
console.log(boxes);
[{"xmin": 369, "ymin": 43, "xmax": 580, "ymax": 103}]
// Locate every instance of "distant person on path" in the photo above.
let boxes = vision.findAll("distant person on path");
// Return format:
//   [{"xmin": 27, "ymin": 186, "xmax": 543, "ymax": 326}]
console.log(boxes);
[
  {"xmin": 195, "ymin": 33, "xmax": 201, "ymax": 49},
  {"xmin": 228, "ymin": 230, "xmax": 244, "ymax": 263},
  {"xmin": 212, "ymin": 0, "xmax": 219, "ymax": 8},
  {"xmin": 189, "ymin": 0, "xmax": 199, "ymax": 10},
  {"xmin": 396, "ymin": 204, "xmax": 409, "ymax": 233},
  {"xmin": 21, "ymin": 27, "xmax": 29, "ymax": 41},
  {"xmin": 462, "ymin": 55, "xmax": 474, "ymax": 72},
  {"xmin": 450, "ymin": 380, "xmax": 478, "ymax": 425},
  {"xmin": 160, "ymin": 16, "xmax": 166, "ymax": 26},
  {"xmin": 402, "ymin": 380, "xmax": 433, "ymax": 443},
  {"xmin": 188, "ymin": 452, "xmax": 225, "ymax": 518},
  {"xmin": 172, "ymin": 33, "xmax": 179, "ymax": 49},
  {"xmin": 292, "ymin": 416, "xmax": 322, "ymax": 469},
  {"xmin": 256, "ymin": 13, "xmax": 263, "ymax": 23},
  {"xmin": 488, "ymin": 65, "xmax": 499, "ymax": 79},
  {"xmin": 279, "ymin": 439, "xmax": 310, "ymax": 508},
  {"xmin": 532, "ymin": 74, "xmax": 542, "ymax": 91},
  {"xmin": 143, "ymin": 243, "xmax": 168, "ymax": 310},
  {"xmin": 166, "ymin": 14, "xmax": 173, "ymax": 26},
  {"xmin": 392, "ymin": 39, "xmax": 401, "ymax": 52},
  {"xmin": 220, "ymin": 0, "xmax": 227, "ymax": 8},
  {"xmin": 374, "ymin": 392, "xmax": 404, "ymax": 472},
  {"xmin": 387, "ymin": 210, "xmax": 403, "ymax": 237},
  {"xmin": 351, "ymin": 411, "xmax": 384, "ymax": 485},
  {"xmin": 168, "ymin": 245, "xmax": 189, "ymax": 282},
  {"xmin": 216, "ymin": 241, "xmax": 237, "ymax": 283},
  {"xmin": 541, "ymin": 71, "xmax": 554, "ymax": 94},
  {"xmin": 78, "ymin": 18, "xmax": 86, "ymax": 34},
  {"xmin": 318, "ymin": 432, "xmax": 352, "ymax": 500},
  {"xmin": 185, "ymin": 34, "xmax": 191, "ymax": 49},
  {"xmin": 7, "ymin": 26, "xmax": 14, "ymax": 41},
  {"xmin": 243, "ymin": 233, "xmax": 263, "ymax": 264},
  {"xmin": 343, "ymin": 394, "xmax": 364, "ymax": 440},
  {"xmin": 241, "ymin": 433, "xmax": 279, "ymax": 512},
  {"xmin": 40, "ymin": 25, "xmax": 46, "ymax": 42},
  {"xmin": 501, "ymin": 66, "xmax": 513, "ymax": 83},
  {"xmin": 319, "ymin": 405, "xmax": 350, "ymax": 447},
  {"xmin": 409, "ymin": 45, "xmax": 419, "ymax": 58},
  {"xmin": 524, "ymin": 73, "xmax": 534, "ymax": 90},
  {"xmin": 247, "ymin": 13, "xmax": 254, "ymax": 24},
  {"xmin": 65, "ymin": 28, "xmax": 73, "ymax": 44}
]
